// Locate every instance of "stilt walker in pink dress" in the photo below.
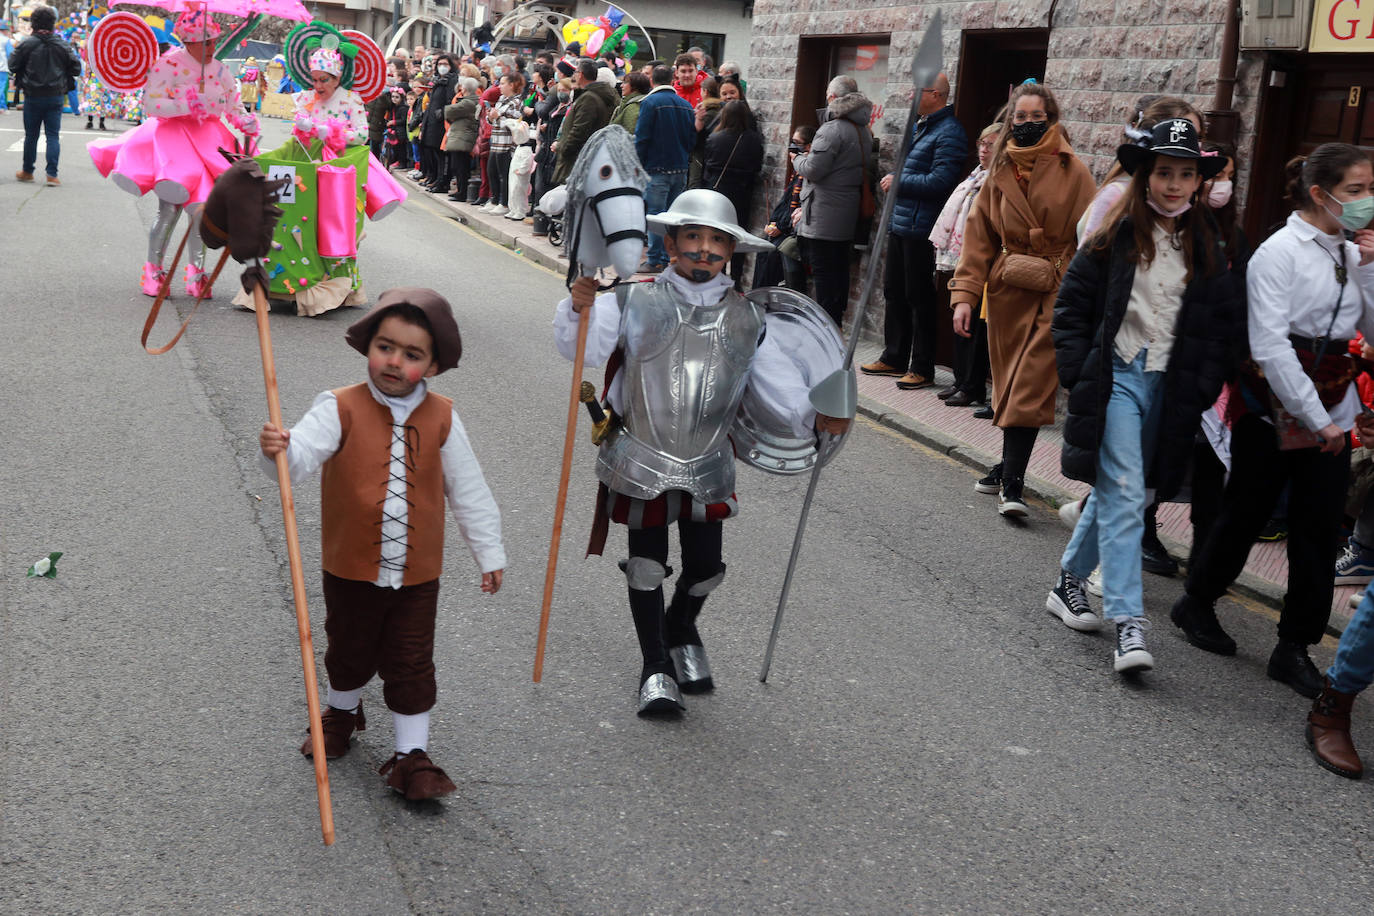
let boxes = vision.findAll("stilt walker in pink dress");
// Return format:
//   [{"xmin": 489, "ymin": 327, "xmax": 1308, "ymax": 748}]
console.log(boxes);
[{"xmin": 89, "ymin": 11, "xmax": 260, "ymax": 298}]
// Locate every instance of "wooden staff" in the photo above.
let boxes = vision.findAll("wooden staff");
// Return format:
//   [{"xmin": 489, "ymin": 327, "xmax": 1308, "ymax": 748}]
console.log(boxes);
[
  {"xmin": 253, "ymin": 282, "xmax": 336, "ymax": 845},
  {"xmin": 534, "ymin": 303, "xmax": 591, "ymax": 682}
]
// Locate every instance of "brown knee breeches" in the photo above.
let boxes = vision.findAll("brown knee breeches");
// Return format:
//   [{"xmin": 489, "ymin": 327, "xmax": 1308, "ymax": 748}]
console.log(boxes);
[{"xmin": 322, "ymin": 572, "xmax": 440, "ymax": 715}]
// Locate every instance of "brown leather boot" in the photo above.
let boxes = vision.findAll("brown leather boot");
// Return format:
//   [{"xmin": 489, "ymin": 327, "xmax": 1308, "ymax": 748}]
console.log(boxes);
[
  {"xmin": 299, "ymin": 703, "xmax": 365, "ymax": 759},
  {"xmin": 379, "ymin": 750, "xmax": 457, "ymax": 800},
  {"xmin": 1306, "ymin": 681, "xmax": 1363, "ymax": 779}
]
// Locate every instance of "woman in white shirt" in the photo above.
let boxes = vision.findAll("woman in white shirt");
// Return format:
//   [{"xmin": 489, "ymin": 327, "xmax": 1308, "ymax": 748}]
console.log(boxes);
[{"xmin": 1175, "ymin": 143, "xmax": 1374, "ymax": 698}]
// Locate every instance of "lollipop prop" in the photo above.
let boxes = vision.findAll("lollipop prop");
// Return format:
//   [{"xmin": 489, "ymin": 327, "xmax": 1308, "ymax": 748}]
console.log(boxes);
[{"xmin": 88, "ymin": 12, "xmax": 159, "ymax": 92}]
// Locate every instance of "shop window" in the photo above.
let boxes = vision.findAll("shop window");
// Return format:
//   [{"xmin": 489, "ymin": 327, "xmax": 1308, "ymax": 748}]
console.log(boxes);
[{"xmin": 790, "ymin": 35, "xmax": 890, "ymax": 135}]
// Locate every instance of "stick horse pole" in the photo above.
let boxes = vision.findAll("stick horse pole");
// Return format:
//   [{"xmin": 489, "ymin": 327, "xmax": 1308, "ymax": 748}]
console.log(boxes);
[
  {"xmin": 200, "ymin": 158, "xmax": 336, "ymax": 844},
  {"xmin": 534, "ymin": 126, "xmax": 649, "ymax": 682},
  {"xmin": 759, "ymin": 12, "xmax": 946, "ymax": 683}
]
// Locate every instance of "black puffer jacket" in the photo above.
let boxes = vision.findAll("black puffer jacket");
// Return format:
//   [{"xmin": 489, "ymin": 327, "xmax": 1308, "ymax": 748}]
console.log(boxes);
[
  {"xmin": 421, "ymin": 73, "xmax": 456, "ymax": 148},
  {"xmin": 1053, "ymin": 215, "xmax": 1245, "ymax": 499}
]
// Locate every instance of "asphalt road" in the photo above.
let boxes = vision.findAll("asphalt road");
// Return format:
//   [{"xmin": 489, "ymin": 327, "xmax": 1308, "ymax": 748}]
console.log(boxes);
[{"xmin": 2, "ymin": 117, "xmax": 1372, "ymax": 914}]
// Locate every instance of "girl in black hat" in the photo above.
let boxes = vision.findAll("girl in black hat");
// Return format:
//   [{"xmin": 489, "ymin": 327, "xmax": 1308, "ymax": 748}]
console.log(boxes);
[{"xmin": 1045, "ymin": 117, "xmax": 1242, "ymax": 677}]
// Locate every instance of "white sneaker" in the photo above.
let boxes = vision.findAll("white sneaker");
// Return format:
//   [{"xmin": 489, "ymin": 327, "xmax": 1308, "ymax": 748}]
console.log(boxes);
[
  {"xmin": 1058, "ymin": 495, "xmax": 1087, "ymax": 529},
  {"xmin": 407, "ymin": 169, "xmax": 423, "ymax": 180},
  {"xmin": 1046, "ymin": 569, "xmax": 1100, "ymax": 632},
  {"xmin": 488, "ymin": 204, "xmax": 508, "ymax": 216},
  {"xmin": 1086, "ymin": 566, "xmax": 1103, "ymax": 597},
  {"xmin": 479, "ymin": 202, "xmax": 498, "ymax": 213},
  {"xmin": 1113, "ymin": 617, "xmax": 1154, "ymax": 673}
]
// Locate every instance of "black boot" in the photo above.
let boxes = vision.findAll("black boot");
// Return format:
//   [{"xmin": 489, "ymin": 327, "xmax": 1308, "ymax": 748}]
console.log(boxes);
[
  {"xmin": 1141, "ymin": 503, "xmax": 1179, "ymax": 577},
  {"xmin": 1169, "ymin": 593, "xmax": 1236, "ymax": 655},
  {"xmin": 627, "ymin": 583, "xmax": 683, "ymax": 715},
  {"xmin": 665, "ymin": 565, "xmax": 724, "ymax": 693},
  {"xmin": 1268, "ymin": 639, "xmax": 1324, "ymax": 699}
]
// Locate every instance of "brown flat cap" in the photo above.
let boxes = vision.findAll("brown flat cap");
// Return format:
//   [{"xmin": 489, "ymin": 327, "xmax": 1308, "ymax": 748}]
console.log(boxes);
[{"xmin": 345, "ymin": 287, "xmax": 463, "ymax": 373}]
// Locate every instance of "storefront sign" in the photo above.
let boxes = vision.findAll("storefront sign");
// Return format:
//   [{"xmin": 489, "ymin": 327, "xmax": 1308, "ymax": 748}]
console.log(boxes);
[{"xmin": 1311, "ymin": 0, "xmax": 1374, "ymax": 52}]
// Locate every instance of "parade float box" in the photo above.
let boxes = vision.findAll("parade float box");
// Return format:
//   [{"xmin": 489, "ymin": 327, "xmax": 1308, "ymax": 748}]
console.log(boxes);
[
  {"xmin": 260, "ymin": 91, "xmax": 295, "ymax": 119},
  {"xmin": 256, "ymin": 143, "xmax": 368, "ymax": 301}
]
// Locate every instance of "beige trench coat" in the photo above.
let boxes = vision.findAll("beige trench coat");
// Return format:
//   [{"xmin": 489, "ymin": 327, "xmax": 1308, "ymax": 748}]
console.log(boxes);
[{"xmin": 949, "ymin": 148, "xmax": 1096, "ymax": 428}]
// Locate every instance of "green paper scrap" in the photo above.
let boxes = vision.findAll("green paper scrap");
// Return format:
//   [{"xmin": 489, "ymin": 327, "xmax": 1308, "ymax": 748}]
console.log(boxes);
[{"xmin": 26, "ymin": 551, "xmax": 62, "ymax": 579}]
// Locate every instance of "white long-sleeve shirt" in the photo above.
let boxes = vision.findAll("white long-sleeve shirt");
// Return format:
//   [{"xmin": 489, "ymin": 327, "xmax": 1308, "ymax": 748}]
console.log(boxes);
[
  {"xmin": 551, "ymin": 270, "xmax": 831, "ymax": 439},
  {"xmin": 144, "ymin": 48, "xmax": 249, "ymax": 127},
  {"xmin": 1247, "ymin": 211, "xmax": 1374, "ymax": 434},
  {"xmin": 259, "ymin": 379, "xmax": 506, "ymax": 587}
]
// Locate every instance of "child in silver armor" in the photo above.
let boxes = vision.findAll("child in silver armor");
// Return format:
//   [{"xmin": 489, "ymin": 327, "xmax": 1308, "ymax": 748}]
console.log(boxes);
[{"xmin": 554, "ymin": 188, "xmax": 851, "ymax": 715}]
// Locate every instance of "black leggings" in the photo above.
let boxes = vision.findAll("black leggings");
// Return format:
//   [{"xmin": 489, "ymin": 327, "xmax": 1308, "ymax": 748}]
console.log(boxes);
[
  {"xmin": 490, "ymin": 150, "xmax": 512, "ymax": 206},
  {"xmin": 447, "ymin": 150, "xmax": 472, "ymax": 197},
  {"xmin": 1001, "ymin": 425, "xmax": 1040, "ymax": 484},
  {"xmin": 625, "ymin": 519, "xmax": 724, "ymax": 672}
]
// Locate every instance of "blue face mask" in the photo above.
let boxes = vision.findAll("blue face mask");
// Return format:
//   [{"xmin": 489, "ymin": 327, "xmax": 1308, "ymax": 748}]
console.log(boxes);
[{"xmin": 1324, "ymin": 192, "xmax": 1374, "ymax": 232}]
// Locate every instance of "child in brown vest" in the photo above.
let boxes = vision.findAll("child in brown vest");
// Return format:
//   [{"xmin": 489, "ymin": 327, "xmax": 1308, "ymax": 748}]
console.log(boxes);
[{"xmin": 259, "ymin": 288, "xmax": 506, "ymax": 800}]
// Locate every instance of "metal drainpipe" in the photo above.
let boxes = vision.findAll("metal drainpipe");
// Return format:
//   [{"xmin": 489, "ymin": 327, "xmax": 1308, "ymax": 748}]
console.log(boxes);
[{"xmin": 1205, "ymin": 0, "xmax": 1242, "ymax": 145}]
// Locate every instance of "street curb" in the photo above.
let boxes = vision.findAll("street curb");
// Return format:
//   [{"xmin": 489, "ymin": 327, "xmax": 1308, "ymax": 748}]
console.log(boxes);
[
  {"xmin": 854, "ymin": 395, "xmax": 1345, "ymax": 631},
  {"xmin": 399, "ymin": 173, "xmax": 567, "ymax": 274}
]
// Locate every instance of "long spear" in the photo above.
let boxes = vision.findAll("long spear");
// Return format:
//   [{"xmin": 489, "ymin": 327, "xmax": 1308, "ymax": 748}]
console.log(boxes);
[{"xmin": 760, "ymin": 10, "xmax": 945, "ymax": 682}]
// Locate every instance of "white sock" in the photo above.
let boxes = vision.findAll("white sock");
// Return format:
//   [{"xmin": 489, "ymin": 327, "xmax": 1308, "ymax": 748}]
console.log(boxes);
[
  {"xmin": 327, "ymin": 686, "xmax": 363, "ymax": 712},
  {"xmin": 393, "ymin": 711, "xmax": 430, "ymax": 754}
]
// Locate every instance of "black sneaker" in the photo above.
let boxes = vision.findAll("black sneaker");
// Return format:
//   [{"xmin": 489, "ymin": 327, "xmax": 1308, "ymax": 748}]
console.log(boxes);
[
  {"xmin": 1141, "ymin": 527, "xmax": 1179, "ymax": 577},
  {"xmin": 1169, "ymin": 594, "xmax": 1237, "ymax": 655},
  {"xmin": 1267, "ymin": 640, "xmax": 1323, "ymax": 698},
  {"xmin": 1046, "ymin": 569, "xmax": 1100, "ymax": 632},
  {"xmin": 1113, "ymin": 617, "xmax": 1154, "ymax": 673},
  {"xmin": 975, "ymin": 462, "xmax": 1003, "ymax": 495},
  {"xmin": 998, "ymin": 477, "xmax": 1028, "ymax": 518},
  {"xmin": 1257, "ymin": 518, "xmax": 1288, "ymax": 542}
]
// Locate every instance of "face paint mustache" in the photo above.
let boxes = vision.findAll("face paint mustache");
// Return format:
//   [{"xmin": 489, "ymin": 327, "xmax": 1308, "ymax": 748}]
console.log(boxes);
[{"xmin": 679, "ymin": 249, "xmax": 725, "ymax": 282}]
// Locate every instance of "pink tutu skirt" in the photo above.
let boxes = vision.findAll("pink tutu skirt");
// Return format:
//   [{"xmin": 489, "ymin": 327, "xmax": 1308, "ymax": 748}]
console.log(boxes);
[{"xmin": 89, "ymin": 115, "xmax": 238, "ymax": 206}]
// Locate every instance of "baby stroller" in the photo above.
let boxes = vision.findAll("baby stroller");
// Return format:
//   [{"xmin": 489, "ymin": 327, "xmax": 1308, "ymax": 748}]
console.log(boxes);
[{"xmin": 537, "ymin": 185, "xmax": 566, "ymax": 247}]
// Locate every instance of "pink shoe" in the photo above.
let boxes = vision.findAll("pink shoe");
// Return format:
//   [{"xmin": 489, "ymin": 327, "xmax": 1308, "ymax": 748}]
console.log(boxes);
[
  {"xmin": 141, "ymin": 262, "xmax": 167, "ymax": 298},
  {"xmin": 184, "ymin": 265, "xmax": 212, "ymax": 299}
]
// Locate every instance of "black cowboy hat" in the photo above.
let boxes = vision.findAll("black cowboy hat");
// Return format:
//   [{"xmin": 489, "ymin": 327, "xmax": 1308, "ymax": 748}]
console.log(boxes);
[{"xmin": 1117, "ymin": 118, "xmax": 1226, "ymax": 180}]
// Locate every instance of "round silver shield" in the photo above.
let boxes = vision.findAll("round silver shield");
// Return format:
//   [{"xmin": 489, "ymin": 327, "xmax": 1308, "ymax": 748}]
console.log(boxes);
[{"xmin": 732, "ymin": 286, "xmax": 854, "ymax": 475}]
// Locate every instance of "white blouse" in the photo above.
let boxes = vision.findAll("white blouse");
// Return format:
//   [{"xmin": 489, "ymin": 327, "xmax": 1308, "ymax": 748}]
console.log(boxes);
[
  {"xmin": 145, "ymin": 48, "xmax": 248, "ymax": 125},
  {"xmin": 1114, "ymin": 222, "xmax": 1188, "ymax": 372},
  {"xmin": 292, "ymin": 86, "xmax": 368, "ymax": 146},
  {"xmin": 1247, "ymin": 211, "xmax": 1374, "ymax": 433}
]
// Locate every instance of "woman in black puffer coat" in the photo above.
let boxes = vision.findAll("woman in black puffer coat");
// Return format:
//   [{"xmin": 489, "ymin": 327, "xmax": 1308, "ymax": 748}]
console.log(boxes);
[{"xmin": 1045, "ymin": 117, "xmax": 1242, "ymax": 677}]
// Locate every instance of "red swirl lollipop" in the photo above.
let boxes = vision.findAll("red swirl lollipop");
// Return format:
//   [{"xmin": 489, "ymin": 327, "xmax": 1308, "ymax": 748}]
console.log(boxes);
[
  {"xmin": 89, "ymin": 12, "xmax": 158, "ymax": 93},
  {"xmin": 341, "ymin": 30, "xmax": 385, "ymax": 102}
]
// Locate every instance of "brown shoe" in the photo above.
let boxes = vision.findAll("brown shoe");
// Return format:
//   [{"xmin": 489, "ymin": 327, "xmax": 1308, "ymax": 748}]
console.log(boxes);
[
  {"xmin": 45, "ymin": 176, "xmax": 60, "ymax": 186},
  {"xmin": 379, "ymin": 749, "xmax": 457, "ymax": 800},
  {"xmin": 299, "ymin": 702, "xmax": 366, "ymax": 759},
  {"xmin": 15, "ymin": 171, "xmax": 34, "ymax": 182},
  {"xmin": 859, "ymin": 360, "xmax": 903, "ymax": 377},
  {"xmin": 895, "ymin": 372, "xmax": 933, "ymax": 390},
  {"xmin": 1307, "ymin": 680, "xmax": 1363, "ymax": 779}
]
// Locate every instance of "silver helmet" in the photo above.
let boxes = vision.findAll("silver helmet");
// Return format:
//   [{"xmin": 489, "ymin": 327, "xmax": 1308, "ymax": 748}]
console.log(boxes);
[{"xmin": 645, "ymin": 188, "xmax": 773, "ymax": 253}]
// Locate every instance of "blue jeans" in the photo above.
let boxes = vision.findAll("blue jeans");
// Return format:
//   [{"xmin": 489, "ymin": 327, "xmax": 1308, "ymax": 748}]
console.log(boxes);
[
  {"xmin": 22, "ymin": 94, "xmax": 64, "ymax": 177},
  {"xmin": 644, "ymin": 170, "xmax": 687, "ymax": 267},
  {"xmin": 1330, "ymin": 587, "xmax": 1374, "ymax": 693},
  {"xmin": 0, "ymin": 73, "xmax": 9, "ymax": 109},
  {"xmin": 1061, "ymin": 351, "xmax": 1166, "ymax": 621}
]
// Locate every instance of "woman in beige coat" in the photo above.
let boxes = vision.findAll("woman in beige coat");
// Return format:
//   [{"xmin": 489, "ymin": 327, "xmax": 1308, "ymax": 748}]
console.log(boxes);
[{"xmin": 950, "ymin": 83, "xmax": 1096, "ymax": 517}]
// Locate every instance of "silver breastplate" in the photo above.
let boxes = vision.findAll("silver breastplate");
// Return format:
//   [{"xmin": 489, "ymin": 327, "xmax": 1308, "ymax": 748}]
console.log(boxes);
[{"xmin": 598, "ymin": 282, "xmax": 765, "ymax": 503}]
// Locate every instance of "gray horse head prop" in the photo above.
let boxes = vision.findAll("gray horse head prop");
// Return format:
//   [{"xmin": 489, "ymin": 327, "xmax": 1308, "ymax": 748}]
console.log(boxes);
[{"xmin": 560, "ymin": 124, "xmax": 649, "ymax": 286}]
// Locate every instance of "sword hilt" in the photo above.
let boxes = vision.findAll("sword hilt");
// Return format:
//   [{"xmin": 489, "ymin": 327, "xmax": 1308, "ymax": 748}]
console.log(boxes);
[{"xmin": 579, "ymin": 381, "xmax": 613, "ymax": 444}]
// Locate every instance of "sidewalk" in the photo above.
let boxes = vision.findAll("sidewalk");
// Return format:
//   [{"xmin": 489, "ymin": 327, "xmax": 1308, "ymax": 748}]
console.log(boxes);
[{"xmin": 402, "ymin": 173, "xmax": 1360, "ymax": 632}]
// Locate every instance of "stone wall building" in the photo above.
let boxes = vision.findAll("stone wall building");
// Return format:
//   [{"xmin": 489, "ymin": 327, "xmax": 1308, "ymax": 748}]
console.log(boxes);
[{"xmin": 746, "ymin": 0, "xmax": 1374, "ymax": 337}]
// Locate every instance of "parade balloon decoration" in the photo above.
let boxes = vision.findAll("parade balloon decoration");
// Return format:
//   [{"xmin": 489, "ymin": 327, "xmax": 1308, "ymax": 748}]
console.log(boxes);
[
  {"xmin": 89, "ymin": 11, "xmax": 159, "ymax": 92},
  {"xmin": 561, "ymin": 7, "xmax": 639, "ymax": 62},
  {"xmin": 340, "ymin": 29, "xmax": 385, "ymax": 102}
]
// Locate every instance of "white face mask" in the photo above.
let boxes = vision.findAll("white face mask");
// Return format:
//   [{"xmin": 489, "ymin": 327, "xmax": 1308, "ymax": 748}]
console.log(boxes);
[
  {"xmin": 437, "ymin": 65, "xmax": 450, "ymax": 76},
  {"xmin": 1207, "ymin": 179, "xmax": 1233, "ymax": 208}
]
